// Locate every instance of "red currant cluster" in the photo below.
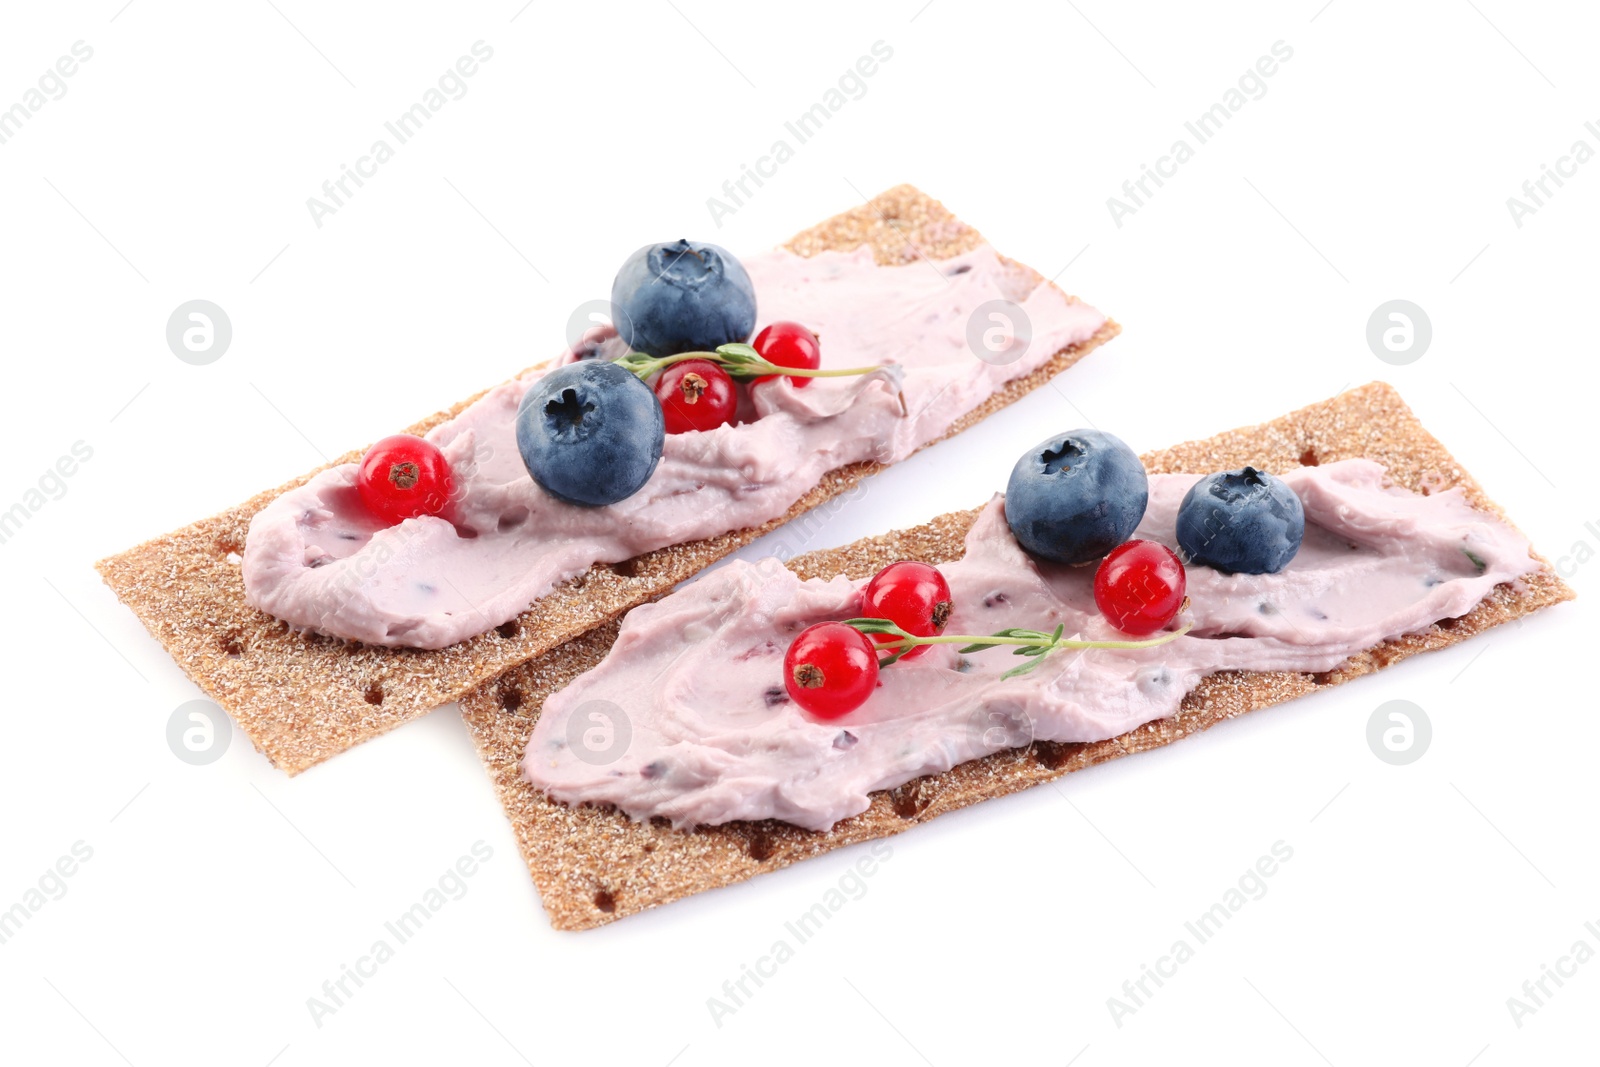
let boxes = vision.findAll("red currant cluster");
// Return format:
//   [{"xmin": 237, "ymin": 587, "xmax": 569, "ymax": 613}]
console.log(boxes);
[
  {"xmin": 783, "ymin": 561, "xmax": 949, "ymax": 719},
  {"xmin": 348, "ymin": 322, "xmax": 828, "ymax": 525},
  {"xmin": 783, "ymin": 548, "xmax": 1189, "ymax": 721},
  {"xmin": 650, "ymin": 321, "xmax": 821, "ymax": 434}
]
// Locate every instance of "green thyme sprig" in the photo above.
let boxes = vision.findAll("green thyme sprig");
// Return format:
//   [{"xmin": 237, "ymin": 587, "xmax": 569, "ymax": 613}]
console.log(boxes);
[
  {"xmin": 613, "ymin": 342, "xmax": 886, "ymax": 384},
  {"xmin": 842, "ymin": 617, "xmax": 1192, "ymax": 680}
]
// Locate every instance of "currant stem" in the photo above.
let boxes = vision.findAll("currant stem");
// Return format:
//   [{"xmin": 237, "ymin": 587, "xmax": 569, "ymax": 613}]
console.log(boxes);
[
  {"xmin": 618, "ymin": 351, "xmax": 714, "ymax": 379},
  {"xmin": 872, "ymin": 626, "xmax": 1190, "ymax": 653},
  {"xmin": 615, "ymin": 348, "xmax": 884, "ymax": 382},
  {"xmin": 762, "ymin": 364, "xmax": 887, "ymax": 378}
]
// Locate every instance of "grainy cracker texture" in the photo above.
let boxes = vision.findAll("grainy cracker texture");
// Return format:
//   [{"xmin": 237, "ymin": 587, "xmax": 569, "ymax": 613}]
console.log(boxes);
[
  {"xmin": 458, "ymin": 382, "xmax": 1574, "ymax": 931},
  {"xmin": 95, "ymin": 185, "xmax": 1118, "ymax": 774}
]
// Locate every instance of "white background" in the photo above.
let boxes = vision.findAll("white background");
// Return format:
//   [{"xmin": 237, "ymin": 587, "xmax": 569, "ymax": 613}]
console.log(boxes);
[{"xmin": 2, "ymin": 1, "xmax": 1596, "ymax": 1064}]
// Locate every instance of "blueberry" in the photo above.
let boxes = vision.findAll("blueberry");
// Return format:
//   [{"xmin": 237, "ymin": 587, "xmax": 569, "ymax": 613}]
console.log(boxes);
[
  {"xmin": 1175, "ymin": 467, "xmax": 1305, "ymax": 574},
  {"xmin": 515, "ymin": 360, "xmax": 664, "ymax": 507},
  {"xmin": 611, "ymin": 239, "xmax": 757, "ymax": 357},
  {"xmin": 1005, "ymin": 430, "xmax": 1148, "ymax": 565}
]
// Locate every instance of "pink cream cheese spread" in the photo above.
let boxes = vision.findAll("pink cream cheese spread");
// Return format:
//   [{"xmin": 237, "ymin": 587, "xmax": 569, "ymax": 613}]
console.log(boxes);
[
  {"xmin": 241, "ymin": 245, "xmax": 1105, "ymax": 648},
  {"xmin": 522, "ymin": 459, "xmax": 1541, "ymax": 832}
]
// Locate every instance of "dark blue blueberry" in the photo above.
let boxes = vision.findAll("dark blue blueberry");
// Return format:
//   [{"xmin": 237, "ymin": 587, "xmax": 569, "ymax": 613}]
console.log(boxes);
[
  {"xmin": 1004, "ymin": 430, "xmax": 1148, "ymax": 565},
  {"xmin": 610, "ymin": 239, "xmax": 756, "ymax": 357},
  {"xmin": 1175, "ymin": 467, "xmax": 1305, "ymax": 574},
  {"xmin": 515, "ymin": 360, "xmax": 664, "ymax": 507}
]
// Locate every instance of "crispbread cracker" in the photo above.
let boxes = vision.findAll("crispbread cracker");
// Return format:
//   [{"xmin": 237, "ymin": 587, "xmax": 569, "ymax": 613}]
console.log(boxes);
[
  {"xmin": 458, "ymin": 381, "xmax": 1575, "ymax": 931},
  {"xmin": 94, "ymin": 185, "xmax": 1117, "ymax": 774}
]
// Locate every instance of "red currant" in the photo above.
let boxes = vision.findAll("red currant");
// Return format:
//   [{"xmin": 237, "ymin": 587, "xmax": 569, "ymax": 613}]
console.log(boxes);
[
  {"xmin": 653, "ymin": 358, "xmax": 737, "ymax": 434},
  {"xmin": 356, "ymin": 434, "xmax": 455, "ymax": 526},
  {"xmin": 751, "ymin": 321, "xmax": 821, "ymax": 389},
  {"xmin": 860, "ymin": 561, "xmax": 952, "ymax": 661},
  {"xmin": 784, "ymin": 622, "xmax": 879, "ymax": 719},
  {"xmin": 1093, "ymin": 540, "xmax": 1186, "ymax": 636}
]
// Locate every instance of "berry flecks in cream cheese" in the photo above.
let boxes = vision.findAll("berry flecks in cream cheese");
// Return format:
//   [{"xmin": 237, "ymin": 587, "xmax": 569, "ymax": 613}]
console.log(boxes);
[
  {"xmin": 241, "ymin": 245, "xmax": 1105, "ymax": 648},
  {"xmin": 522, "ymin": 460, "xmax": 1541, "ymax": 832}
]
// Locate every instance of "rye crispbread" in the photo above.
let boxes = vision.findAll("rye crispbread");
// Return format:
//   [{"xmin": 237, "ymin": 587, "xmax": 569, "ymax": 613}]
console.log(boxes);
[
  {"xmin": 93, "ymin": 185, "xmax": 1118, "ymax": 775},
  {"xmin": 458, "ymin": 381, "xmax": 1576, "ymax": 931}
]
